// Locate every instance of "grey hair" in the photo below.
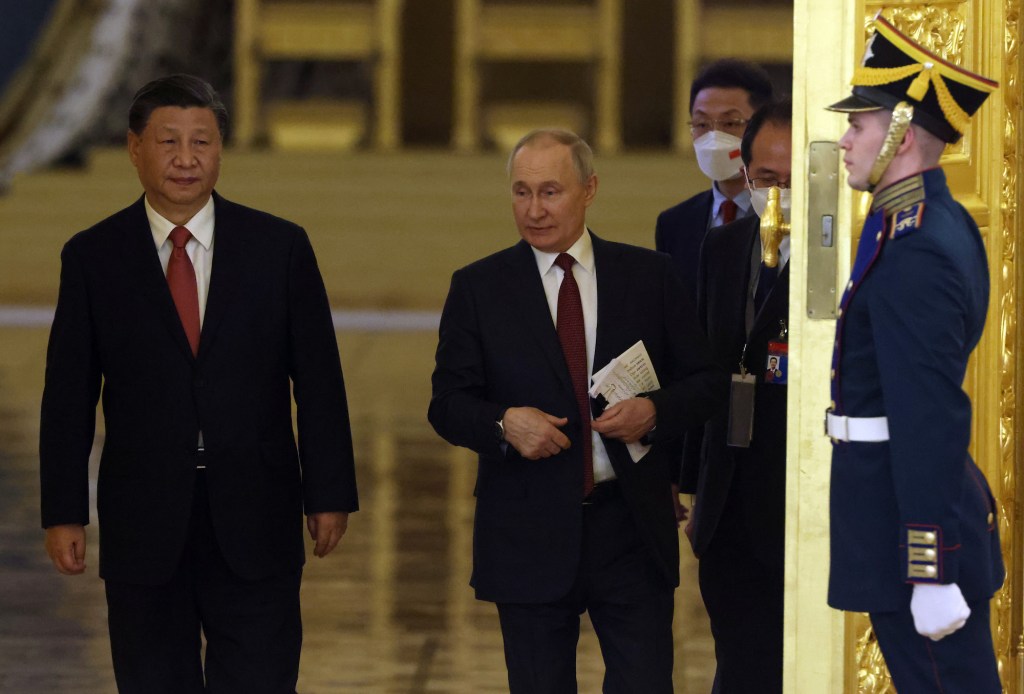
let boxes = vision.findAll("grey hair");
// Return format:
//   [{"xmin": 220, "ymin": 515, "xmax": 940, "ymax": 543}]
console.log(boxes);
[{"xmin": 506, "ymin": 129, "xmax": 595, "ymax": 184}]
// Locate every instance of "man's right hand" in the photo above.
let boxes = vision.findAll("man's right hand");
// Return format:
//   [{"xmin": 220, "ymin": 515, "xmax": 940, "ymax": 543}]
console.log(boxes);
[
  {"xmin": 501, "ymin": 407, "xmax": 571, "ymax": 459},
  {"xmin": 45, "ymin": 524, "xmax": 87, "ymax": 575}
]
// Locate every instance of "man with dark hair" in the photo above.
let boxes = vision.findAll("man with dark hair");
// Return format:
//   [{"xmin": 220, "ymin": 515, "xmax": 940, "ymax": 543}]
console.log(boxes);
[
  {"xmin": 680, "ymin": 100, "xmax": 792, "ymax": 693},
  {"xmin": 429, "ymin": 128, "xmax": 724, "ymax": 692},
  {"xmin": 825, "ymin": 15, "xmax": 1003, "ymax": 691},
  {"xmin": 40, "ymin": 74, "xmax": 358, "ymax": 693},
  {"xmin": 127, "ymin": 73, "xmax": 229, "ymax": 139},
  {"xmin": 655, "ymin": 60, "xmax": 774, "ymax": 517},
  {"xmin": 655, "ymin": 58, "xmax": 774, "ymax": 304}
]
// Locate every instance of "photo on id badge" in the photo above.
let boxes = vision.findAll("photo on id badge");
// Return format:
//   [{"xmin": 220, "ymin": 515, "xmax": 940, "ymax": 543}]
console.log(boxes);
[{"xmin": 765, "ymin": 342, "xmax": 787, "ymax": 384}]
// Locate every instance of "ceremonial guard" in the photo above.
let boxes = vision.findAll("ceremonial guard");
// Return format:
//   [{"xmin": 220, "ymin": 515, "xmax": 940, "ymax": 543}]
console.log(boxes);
[{"xmin": 825, "ymin": 15, "xmax": 1004, "ymax": 691}]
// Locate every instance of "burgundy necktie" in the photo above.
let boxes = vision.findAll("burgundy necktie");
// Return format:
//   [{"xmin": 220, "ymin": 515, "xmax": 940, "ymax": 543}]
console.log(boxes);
[
  {"xmin": 554, "ymin": 253, "xmax": 594, "ymax": 498},
  {"xmin": 167, "ymin": 226, "xmax": 200, "ymax": 356},
  {"xmin": 720, "ymin": 199, "xmax": 738, "ymax": 224}
]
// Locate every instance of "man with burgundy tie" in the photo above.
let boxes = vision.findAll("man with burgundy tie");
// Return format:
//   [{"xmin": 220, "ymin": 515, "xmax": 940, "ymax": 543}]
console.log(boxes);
[
  {"xmin": 429, "ymin": 129, "xmax": 724, "ymax": 692},
  {"xmin": 39, "ymin": 74, "xmax": 358, "ymax": 693},
  {"xmin": 654, "ymin": 58, "xmax": 775, "ymax": 305}
]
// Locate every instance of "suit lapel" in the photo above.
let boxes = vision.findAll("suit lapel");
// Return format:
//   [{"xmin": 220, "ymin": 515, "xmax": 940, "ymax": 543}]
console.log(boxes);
[
  {"xmin": 122, "ymin": 196, "xmax": 196, "ymax": 361},
  {"xmin": 751, "ymin": 261, "xmax": 790, "ymax": 340},
  {"xmin": 505, "ymin": 240, "xmax": 575, "ymax": 397},
  {"xmin": 592, "ymin": 233, "xmax": 625, "ymax": 372},
  {"xmin": 698, "ymin": 190, "xmax": 715, "ymax": 229},
  {"xmin": 197, "ymin": 193, "xmax": 244, "ymax": 361}
]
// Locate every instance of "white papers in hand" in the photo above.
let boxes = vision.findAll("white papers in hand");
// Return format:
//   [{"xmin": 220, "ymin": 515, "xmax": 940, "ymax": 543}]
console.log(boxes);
[{"xmin": 589, "ymin": 340, "xmax": 659, "ymax": 462}]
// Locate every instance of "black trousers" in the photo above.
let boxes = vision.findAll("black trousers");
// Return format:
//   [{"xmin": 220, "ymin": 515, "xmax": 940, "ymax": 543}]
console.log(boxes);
[
  {"xmin": 496, "ymin": 482, "xmax": 675, "ymax": 694},
  {"xmin": 104, "ymin": 472, "xmax": 303, "ymax": 694},
  {"xmin": 870, "ymin": 598, "xmax": 1001, "ymax": 693},
  {"xmin": 697, "ymin": 494, "xmax": 784, "ymax": 694}
]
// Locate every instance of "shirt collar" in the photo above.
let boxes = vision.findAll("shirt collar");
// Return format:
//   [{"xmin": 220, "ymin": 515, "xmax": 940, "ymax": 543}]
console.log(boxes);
[
  {"xmin": 711, "ymin": 182, "xmax": 751, "ymax": 217},
  {"xmin": 531, "ymin": 227, "xmax": 595, "ymax": 276},
  {"xmin": 146, "ymin": 195, "xmax": 215, "ymax": 250}
]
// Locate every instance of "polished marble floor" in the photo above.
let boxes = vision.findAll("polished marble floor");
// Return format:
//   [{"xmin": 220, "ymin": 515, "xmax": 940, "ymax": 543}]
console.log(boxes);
[{"xmin": 0, "ymin": 150, "xmax": 715, "ymax": 692}]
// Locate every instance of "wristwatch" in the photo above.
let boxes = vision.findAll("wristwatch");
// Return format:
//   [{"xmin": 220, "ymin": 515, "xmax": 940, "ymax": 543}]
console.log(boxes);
[{"xmin": 494, "ymin": 408, "xmax": 508, "ymax": 441}]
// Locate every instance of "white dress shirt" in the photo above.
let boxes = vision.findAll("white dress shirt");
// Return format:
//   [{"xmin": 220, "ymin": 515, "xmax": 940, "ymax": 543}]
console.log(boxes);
[
  {"xmin": 531, "ymin": 229, "xmax": 615, "ymax": 483},
  {"xmin": 146, "ymin": 195, "xmax": 215, "ymax": 327}
]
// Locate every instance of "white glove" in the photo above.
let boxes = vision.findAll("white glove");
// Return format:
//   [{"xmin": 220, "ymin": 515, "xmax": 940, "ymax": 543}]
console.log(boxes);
[{"xmin": 910, "ymin": 583, "xmax": 971, "ymax": 641}]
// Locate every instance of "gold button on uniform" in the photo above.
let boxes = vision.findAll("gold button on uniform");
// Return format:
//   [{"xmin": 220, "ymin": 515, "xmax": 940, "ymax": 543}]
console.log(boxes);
[
  {"xmin": 876, "ymin": 231, "xmax": 882, "ymax": 241},
  {"xmin": 988, "ymin": 512, "xmax": 995, "ymax": 524}
]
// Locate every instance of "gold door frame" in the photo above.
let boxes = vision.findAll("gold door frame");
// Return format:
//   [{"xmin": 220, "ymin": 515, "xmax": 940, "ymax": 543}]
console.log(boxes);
[{"xmin": 786, "ymin": 0, "xmax": 1023, "ymax": 690}]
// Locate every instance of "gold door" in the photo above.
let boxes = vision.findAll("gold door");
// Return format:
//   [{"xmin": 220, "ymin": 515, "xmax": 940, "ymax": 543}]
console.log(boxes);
[{"xmin": 787, "ymin": 0, "xmax": 1023, "ymax": 690}]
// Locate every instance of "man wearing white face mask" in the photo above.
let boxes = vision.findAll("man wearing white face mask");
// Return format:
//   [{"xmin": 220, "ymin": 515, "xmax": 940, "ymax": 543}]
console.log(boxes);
[
  {"xmin": 655, "ymin": 59, "xmax": 774, "ymax": 306},
  {"xmin": 656, "ymin": 60, "xmax": 774, "ymax": 522},
  {"xmin": 679, "ymin": 101, "xmax": 792, "ymax": 694}
]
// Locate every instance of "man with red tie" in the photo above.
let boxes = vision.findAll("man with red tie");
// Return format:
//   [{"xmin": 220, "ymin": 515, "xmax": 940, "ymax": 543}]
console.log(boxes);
[
  {"xmin": 40, "ymin": 74, "xmax": 358, "ymax": 693},
  {"xmin": 654, "ymin": 58, "xmax": 775, "ymax": 305},
  {"xmin": 429, "ymin": 129, "xmax": 725, "ymax": 692}
]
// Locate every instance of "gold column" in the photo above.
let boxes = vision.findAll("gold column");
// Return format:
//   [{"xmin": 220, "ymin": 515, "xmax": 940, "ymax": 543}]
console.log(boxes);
[{"xmin": 786, "ymin": 0, "xmax": 859, "ymax": 690}]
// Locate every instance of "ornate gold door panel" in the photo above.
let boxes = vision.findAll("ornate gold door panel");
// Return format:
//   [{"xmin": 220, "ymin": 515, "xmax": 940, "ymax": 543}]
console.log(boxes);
[{"xmin": 787, "ymin": 0, "xmax": 1022, "ymax": 691}]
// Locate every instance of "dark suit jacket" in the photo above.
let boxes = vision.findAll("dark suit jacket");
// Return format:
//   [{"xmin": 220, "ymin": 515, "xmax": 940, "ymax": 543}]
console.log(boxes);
[
  {"xmin": 40, "ymin": 192, "xmax": 358, "ymax": 586},
  {"xmin": 428, "ymin": 232, "xmax": 725, "ymax": 604},
  {"xmin": 828, "ymin": 169, "xmax": 1003, "ymax": 612},
  {"xmin": 681, "ymin": 216, "xmax": 788, "ymax": 570},
  {"xmin": 654, "ymin": 189, "xmax": 713, "ymax": 305}
]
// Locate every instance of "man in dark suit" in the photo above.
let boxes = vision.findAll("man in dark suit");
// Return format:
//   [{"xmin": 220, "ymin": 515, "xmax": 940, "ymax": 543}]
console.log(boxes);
[
  {"xmin": 680, "ymin": 101, "xmax": 792, "ymax": 693},
  {"xmin": 825, "ymin": 16, "xmax": 1002, "ymax": 691},
  {"xmin": 428, "ymin": 129, "xmax": 725, "ymax": 693},
  {"xmin": 655, "ymin": 59, "xmax": 775, "ymax": 507},
  {"xmin": 655, "ymin": 59, "xmax": 774, "ymax": 305},
  {"xmin": 39, "ymin": 74, "xmax": 358, "ymax": 694}
]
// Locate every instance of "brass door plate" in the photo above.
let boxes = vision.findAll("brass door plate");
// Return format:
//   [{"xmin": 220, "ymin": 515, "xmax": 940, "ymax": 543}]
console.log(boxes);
[{"xmin": 806, "ymin": 141, "xmax": 840, "ymax": 319}]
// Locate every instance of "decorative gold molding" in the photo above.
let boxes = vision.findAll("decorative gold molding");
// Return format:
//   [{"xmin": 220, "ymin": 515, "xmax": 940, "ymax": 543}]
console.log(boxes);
[
  {"xmin": 855, "ymin": 621, "xmax": 896, "ymax": 692},
  {"xmin": 998, "ymin": 0, "xmax": 1020, "ymax": 688},
  {"xmin": 873, "ymin": 5, "xmax": 967, "ymax": 60}
]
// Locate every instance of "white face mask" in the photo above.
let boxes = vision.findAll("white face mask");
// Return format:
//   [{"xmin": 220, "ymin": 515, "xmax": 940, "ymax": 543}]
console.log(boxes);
[
  {"xmin": 693, "ymin": 130, "xmax": 744, "ymax": 182},
  {"xmin": 749, "ymin": 186, "xmax": 792, "ymax": 223}
]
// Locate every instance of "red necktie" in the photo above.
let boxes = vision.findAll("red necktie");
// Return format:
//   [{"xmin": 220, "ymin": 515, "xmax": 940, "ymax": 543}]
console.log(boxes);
[
  {"xmin": 554, "ymin": 253, "xmax": 594, "ymax": 498},
  {"xmin": 167, "ymin": 226, "xmax": 200, "ymax": 356},
  {"xmin": 720, "ymin": 199, "xmax": 738, "ymax": 224}
]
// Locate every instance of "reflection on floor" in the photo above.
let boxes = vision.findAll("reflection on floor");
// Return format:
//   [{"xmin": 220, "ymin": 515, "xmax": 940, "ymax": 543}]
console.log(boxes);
[{"xmin": 0, "ymin": 149, "xmax": 714, "ymax": 692}]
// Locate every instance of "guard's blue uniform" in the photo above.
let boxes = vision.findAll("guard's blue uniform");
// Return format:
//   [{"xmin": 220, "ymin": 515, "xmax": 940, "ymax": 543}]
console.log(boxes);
[{"xmin": 828, "ymin": 168, "xmax": 1004, "ymax": 690}]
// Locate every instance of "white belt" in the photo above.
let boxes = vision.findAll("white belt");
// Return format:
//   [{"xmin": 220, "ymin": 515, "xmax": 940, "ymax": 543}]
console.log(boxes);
[{"xmin": 826, "ymin": 412, "xmax": 890, "ymax": 442}]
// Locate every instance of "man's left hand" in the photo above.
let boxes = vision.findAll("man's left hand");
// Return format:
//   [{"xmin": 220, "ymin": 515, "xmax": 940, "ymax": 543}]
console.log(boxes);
[
  {"xmin": 307, "ymin": 512, "xmax": 349, "ymax": 558},
  {"xmin": 591, "ymin": 397, "xmax": 656, "ymax": 443}
]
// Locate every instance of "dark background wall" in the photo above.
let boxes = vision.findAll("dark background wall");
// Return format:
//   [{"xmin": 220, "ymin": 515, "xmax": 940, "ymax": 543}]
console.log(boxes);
[
  {"xmin": 0, "ymin": 0, "xmax": 59, "ymax": 95},
  {"xmin": 1, "ymin": 0, "xmax": 791, "ymax": 150}
]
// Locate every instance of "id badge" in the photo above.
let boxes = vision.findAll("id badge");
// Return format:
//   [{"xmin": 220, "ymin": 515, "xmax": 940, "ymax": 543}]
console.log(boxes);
[
  {"xmin": 765, "ymin": 341, "xmax": 788, "ymax": 385},
  {"xmin": 727, "ymin": 373, "xmax": 756, "ymax": 448}
]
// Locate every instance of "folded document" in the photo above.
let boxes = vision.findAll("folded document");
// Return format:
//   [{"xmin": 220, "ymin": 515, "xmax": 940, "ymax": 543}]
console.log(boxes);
[{"xmin": 589, "ymin": 340, "xmax": 659, "ymax": 462}]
